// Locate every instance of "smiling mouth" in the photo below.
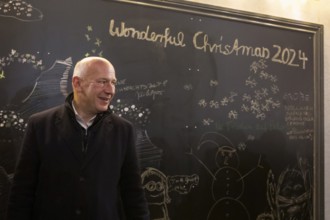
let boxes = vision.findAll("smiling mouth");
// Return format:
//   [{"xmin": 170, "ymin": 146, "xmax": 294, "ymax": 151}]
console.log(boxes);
[{"xmin": 99, "ymin": 97, "xmax": 111, "ymax": 102}]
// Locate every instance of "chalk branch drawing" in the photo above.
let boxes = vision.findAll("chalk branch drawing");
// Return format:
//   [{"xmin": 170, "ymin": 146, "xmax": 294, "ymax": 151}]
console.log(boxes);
[
  {"xmin": 0, "ymin": 0, "xmax": 43, "ymax": 22},
  {"xmin": 141, "ymin": 167, "xmax": 199, "ymax": 220},
  {"xmin": 187, "ymin": 132, "xmax": 264, "ymax": 220},
  {"xmin": 260, "ymin": 157, "xmax": 312, "ymax": 220}
]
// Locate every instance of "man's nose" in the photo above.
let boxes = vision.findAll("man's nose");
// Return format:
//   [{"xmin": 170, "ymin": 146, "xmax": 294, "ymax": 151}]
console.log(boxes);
[{"xmin": 104, "ymin": 83, "xmax": 115, "ymax": 93}]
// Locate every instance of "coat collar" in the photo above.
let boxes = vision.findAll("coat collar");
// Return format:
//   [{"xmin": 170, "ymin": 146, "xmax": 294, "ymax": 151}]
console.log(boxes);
[{"xmin": 53, "ymin": 93, "xmax": 114, "ymax": 167}]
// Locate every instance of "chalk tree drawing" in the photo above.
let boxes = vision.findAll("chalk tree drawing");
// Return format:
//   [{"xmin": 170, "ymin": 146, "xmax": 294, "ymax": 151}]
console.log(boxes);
[
  {"xmin": 0, "ymin": 0, "xmax": 43, "ymax": 22},
  {"xmin": 141, "ymin": 167, "xmax": 199, "ymax": 220}
]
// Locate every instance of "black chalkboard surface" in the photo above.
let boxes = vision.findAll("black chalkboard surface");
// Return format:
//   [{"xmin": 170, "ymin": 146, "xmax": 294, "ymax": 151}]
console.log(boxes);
[{"xmin": 0, "ymin": 0, "xmax": 323, "ymax": 219}]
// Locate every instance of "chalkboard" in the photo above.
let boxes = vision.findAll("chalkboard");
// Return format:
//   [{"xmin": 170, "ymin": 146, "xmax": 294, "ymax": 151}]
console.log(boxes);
[{"xmin": 0, "ymin": 0, "xmax": 324, "ymax": 219}]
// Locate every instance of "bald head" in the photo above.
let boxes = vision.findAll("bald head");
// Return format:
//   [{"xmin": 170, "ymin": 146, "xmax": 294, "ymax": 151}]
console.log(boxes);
[
  {"xmin": 73, "ymin": 56, "xmax": 115, "ymax": 79},
  {"xmin": 71, "ymin": 56, "xmax": 117, "ymax": 118}
]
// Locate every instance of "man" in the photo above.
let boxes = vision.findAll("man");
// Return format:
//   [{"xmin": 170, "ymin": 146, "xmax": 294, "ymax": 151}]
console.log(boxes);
[{"xmin": 6, "ymin": 57, "xmax": 150, "ymax": 220}]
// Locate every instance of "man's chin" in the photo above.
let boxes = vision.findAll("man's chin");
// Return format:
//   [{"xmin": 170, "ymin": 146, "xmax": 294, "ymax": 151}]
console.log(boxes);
[{"xmin": 96, "ymin": 105, "xmax": 109, "ymax": 112}]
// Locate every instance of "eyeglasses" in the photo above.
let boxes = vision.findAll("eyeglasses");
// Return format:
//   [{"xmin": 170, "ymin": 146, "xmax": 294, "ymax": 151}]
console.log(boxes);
[
  {"xmin": 80, "ymin": 78, "xmax": 117, "ymax": 88},
  {"xmin": 91, "ymin": 79, "xmax": 117, "ymax": 88}
]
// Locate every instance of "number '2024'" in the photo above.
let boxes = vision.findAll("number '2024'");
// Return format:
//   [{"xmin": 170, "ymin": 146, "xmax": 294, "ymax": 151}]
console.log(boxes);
[{"xmin": 272, "ymin": 45, "xmax": 308, "ymax": 69}]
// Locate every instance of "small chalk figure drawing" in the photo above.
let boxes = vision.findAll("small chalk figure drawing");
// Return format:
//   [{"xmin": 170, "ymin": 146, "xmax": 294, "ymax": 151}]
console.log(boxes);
[{"xmin": 141, "ymin": 167, "xmax": 199, "ymax": 220}]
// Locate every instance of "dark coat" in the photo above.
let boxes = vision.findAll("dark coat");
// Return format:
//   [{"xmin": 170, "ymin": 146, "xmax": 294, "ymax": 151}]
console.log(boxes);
[{"xmin": 6, "ymin": 94, "xmax": 149, "ymax": 220}]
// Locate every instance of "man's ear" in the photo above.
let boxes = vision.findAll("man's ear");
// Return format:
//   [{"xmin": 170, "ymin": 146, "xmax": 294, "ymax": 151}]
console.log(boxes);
[{"xmin": 72, "ymin": 76, "xmax": 82, "ymax": 92}]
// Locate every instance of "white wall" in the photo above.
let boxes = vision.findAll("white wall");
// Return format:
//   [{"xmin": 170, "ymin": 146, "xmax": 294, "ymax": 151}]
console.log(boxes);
[{"xmin": 184, "ymin": 0, "xmax": 329, "ymax": 218}]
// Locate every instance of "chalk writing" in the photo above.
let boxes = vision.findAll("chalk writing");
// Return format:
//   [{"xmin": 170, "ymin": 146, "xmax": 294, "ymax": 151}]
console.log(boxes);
[
  {"xmin": 283, "ymin": 92, "xmax": 310, "ymax": 102},
  {"xmin": 284, "ymin": 105, "xmax": 313, "ymax": 140},
  {"xmin": 109, "ymin": 19, "xmax": 186, "ymax": 48},
  {"xmin": 117, "ymin": 80, "xmax": 168, "ymax": 100},
  {"xmin": 193, "ymin": 33, "xmax": 308, "ymax": 69},
  {"xmin": 216, "ymin": 121, "xmax": 286, "ymax": 133},
  {"xmin": 272, "ymin": 45, "xmax": 308, "ymax": 69},
  {"xmin": 108, "ymin": 19, "xmax": 308, "ymax": 69},
  {"xmin": 193, "ymin": 32, "xmax": 270, "ymax": 58},
  {"xmin": 137, "ymin": 89, "xmax": 165, "ymax": 100}
]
